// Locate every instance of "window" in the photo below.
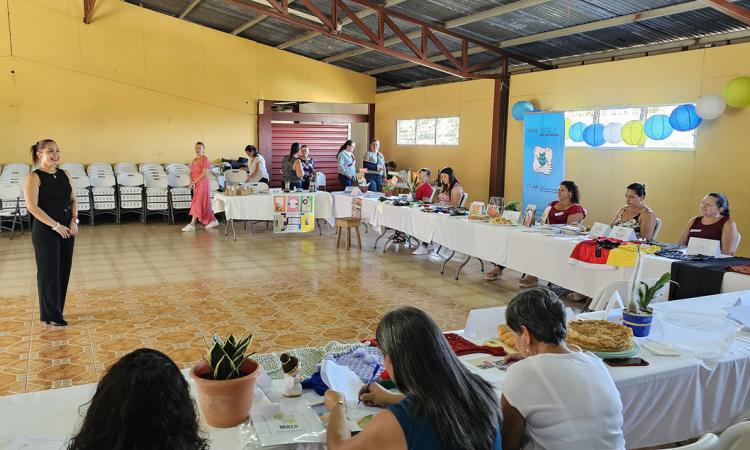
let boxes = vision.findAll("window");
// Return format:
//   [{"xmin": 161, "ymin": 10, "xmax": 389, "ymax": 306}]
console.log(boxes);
[
  {"xmin": 564, "ymin": 104, "xmax": 696, "ymax": 150},
  {"xmin": 396, "ymin": 116, "xmax": 460, "ymax": 145}
]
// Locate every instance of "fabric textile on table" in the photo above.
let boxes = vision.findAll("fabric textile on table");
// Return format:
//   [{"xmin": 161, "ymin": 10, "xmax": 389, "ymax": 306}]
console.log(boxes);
[
  {"xmin": 250, "ymin": 341, "xmax": 363, "ymax": 380},
  {"xmin": 669, "ymin": 257, "xmax": 750, "ymax": 300}
]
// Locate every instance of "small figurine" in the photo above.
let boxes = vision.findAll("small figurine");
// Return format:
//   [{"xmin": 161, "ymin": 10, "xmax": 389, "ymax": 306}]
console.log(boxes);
[{"xmin": 280, "ymin": 353, "xmax": 303, "ymax": 398}]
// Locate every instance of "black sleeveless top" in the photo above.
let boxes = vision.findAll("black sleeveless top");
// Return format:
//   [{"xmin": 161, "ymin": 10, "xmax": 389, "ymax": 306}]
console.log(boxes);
[{"xmin": 34, "ymin": 169, "xmax": 72, "ymax": 225}]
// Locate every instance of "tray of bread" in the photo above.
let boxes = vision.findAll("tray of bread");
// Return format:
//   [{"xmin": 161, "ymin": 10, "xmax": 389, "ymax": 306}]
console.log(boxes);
[
  {"xmin": 566, "ymin": 320, "xmax": 637, "ymax": 357},
  {"xmin": 468, "ymin": 213, "xmax": 491, "ymax": 222},
  {"xmin": 496, "ymin": 324, "xmax": 516, "ymax": 349},
  {"xmin": 490, "ymin": 217, "xmax": 516, "ymax": 226}
]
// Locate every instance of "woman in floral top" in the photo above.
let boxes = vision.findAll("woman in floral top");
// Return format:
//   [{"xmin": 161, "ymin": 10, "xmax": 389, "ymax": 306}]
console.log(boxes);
[{"xmin": 299, "ymin": 144, "xmax": 315, "ymax": 190}]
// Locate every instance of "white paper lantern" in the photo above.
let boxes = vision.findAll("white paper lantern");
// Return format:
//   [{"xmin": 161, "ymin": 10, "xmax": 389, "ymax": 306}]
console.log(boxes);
[
  {"xmin": 603, "ymin": 123, "xmax": 623, "ymax": 144},
  {"xmin": 695, "ymin": 95, "xmax": 726, "ymax": 120}
]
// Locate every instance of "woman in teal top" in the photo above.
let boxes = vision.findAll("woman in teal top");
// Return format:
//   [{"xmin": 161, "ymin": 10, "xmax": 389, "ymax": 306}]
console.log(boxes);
[{"xmin": 323, "ymin": 306, "xmax": 502, "ymax": 450}]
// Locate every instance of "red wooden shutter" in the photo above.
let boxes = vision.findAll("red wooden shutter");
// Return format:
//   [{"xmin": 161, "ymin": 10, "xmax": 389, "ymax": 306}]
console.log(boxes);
[{"xmin": 270, "ymin": 123, "xmax": 350, "ymax": 191}]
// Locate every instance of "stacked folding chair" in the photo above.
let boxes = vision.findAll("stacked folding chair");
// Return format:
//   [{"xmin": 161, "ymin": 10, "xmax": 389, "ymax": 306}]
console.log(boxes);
[
  {"xmin": 115, "ymin": 162, "xmax": 144, "ymax": 223},
  {"xmin": 0, "ymin": 163, "xmax": 31, "ymax": 236},
  {"xmin": 140, "ymin": 163, "xmax": 170, "ymax": 223},
  {"xmin": 87, "ymin": 163, "xmax": 117, "ymax": 225},
  {"xmin": 60, "ymin": 163, "xmax": 93, "ymax": 225},
  {"xmin": 166, "ymin": 163, "xmax": 192, "ymax": 224}
]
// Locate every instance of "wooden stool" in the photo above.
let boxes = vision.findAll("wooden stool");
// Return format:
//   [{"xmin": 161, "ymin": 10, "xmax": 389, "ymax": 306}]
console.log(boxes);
[{"xmin": 336, "ymin": 217, "xmax": 362, "ymax": 250}]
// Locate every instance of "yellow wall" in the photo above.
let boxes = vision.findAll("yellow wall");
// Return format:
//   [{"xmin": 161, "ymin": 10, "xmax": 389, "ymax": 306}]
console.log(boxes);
[
  {"xmin": 376, "ymin": 43, "xmax": 749, "ymax": 254},
  {"xmin": 506, "ymin": 43, "xmax": 750, "ymax": 254},
  {"xmin": 0, "ymin": 0, "xmax": 375, "ymax": 164},
  {"xmin": 375, "ymin": 79, "xmax": 495, "ymax": 203}
]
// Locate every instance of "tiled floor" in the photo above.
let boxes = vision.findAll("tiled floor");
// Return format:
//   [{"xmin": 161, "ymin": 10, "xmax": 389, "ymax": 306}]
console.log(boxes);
[{"xmin": 0, "ymin": 220, "xmax": 521, "ymax": 396}]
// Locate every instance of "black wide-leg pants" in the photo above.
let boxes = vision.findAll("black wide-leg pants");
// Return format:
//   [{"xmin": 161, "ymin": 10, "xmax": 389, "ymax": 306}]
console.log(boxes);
[{"xmin": 32, "ymin": 223, "xmax": 74, "ymax": 322}]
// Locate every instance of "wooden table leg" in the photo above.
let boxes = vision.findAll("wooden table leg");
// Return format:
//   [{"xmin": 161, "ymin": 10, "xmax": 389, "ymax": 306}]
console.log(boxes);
[
  {"xmin": 355, "ymin": 226, "xmax": 362, "ymax": 249},
  {"xmin": 346, "ymin": 226, "xmax": 351, "ymax": 250},
  {"xmin": 336, "ymin": 226, "xmax": 342, "ymax": 248}
]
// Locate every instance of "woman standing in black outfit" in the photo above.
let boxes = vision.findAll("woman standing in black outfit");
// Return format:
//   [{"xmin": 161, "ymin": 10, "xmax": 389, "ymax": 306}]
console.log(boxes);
[{"xmin": 23, "ymin": 139, "xmax": 78, "ymax": 327}]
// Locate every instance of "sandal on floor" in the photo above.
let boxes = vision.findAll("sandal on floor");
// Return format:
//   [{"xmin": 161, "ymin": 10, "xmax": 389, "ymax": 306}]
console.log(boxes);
[
  {"xmin": 484, "ymin": 270, "xmax": 502, "ymax": 281},
  {"xmin": 518, "ymin": 277, "xmax": 538, "ymax": 288}
]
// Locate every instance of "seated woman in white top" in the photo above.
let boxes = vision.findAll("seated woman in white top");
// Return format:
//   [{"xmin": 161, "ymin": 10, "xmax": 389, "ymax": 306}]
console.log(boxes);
[
  {"xmin": 610, "ymin": 182, "xmax": 657, "ymax": 239},
  {"xmin": 501, "ymin": 287, "xmax": 625, "ymax": 450},
  {"xmin": 244, "ymin": 144, "xmax": 269, "ymax": 184}
]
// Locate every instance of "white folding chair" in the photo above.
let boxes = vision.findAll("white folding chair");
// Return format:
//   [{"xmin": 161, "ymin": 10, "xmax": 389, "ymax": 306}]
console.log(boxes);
[
  {"xmin": 114, "ymin": 162, "xmax": 138, "ymax": 174},
  {"xmin": 588, "ymin": 277, "xmax": 669, "ymax": 312},
  {"xmin": 90, "ymin": 172, "xmax": 117, "ymax": 225},
  {"xmin": 0, "ymin": 183, "xmax": 25, "ymax": 239},
  {"xmin": 315, "ymin": 171, "xmax": 326, "ymax": 191},
  {"xmin": 116, "ymin": 172, "xmax": 145, "ymax": 223},
  {"xmin": 716, "ymin": 421, "xmax": 750, "ymax": 450},
  {"xmin": 70, "ymin": 174, "xmax": 93, "ymax": 225},
  {"xmin": 139, "ymin": 162, "xmax": 164, "ymax": 174},
  {"xmin": 59, "ymin": 162, "xmax": 85, "ymax": 174},
  {"xmin": 653, "ymin": 217, "xmax": 663, "ymax": 240},
  {"xmin": 2, "ymin": 163, "xmax": 30, "ymax": 174},
  {"xmin": 87, "ymin": 163, "xmax": 113, "ymax": 176},
  {"xmin": 663, "ymin": 433, "xmax": 719, "ymax": 449},
  {"xmin": 167, "ymin": 172, "xmax": 192, "ymax": 224},
  {"xmin": 224, "ymin": 169, "xmax": 248, "ymax": 185},
  {"xmin": 144, "ymin": 174, "xmax": 170, "ymax": 223},
  {"xmin": 458, "ymin": 192, "xmax": 469, "ymax": 208}
]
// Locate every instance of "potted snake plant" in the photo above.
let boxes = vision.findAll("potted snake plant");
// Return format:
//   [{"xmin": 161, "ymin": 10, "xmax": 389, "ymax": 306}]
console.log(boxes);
[{"xmin": 190, "ymin": 333, "xmax": 259, "ymax": 428}]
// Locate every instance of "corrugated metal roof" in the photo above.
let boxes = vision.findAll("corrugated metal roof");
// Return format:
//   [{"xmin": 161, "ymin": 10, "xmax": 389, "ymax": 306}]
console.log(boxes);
[{"xmin": 124, "ymin": 0, "xmax": 750, "ymax": 91}]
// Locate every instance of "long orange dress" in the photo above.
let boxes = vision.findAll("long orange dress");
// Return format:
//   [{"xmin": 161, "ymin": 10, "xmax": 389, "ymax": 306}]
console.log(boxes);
[{"xmin": 189, "ymin": 156, "xmax": 216, "ymax": 225}]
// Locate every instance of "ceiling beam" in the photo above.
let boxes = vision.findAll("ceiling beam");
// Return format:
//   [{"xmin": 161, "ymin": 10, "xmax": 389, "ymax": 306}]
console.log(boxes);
[
  {"xmin": 229, "ymin": 0, "xmax": 299, "ymax": 36},
  {"xmin": 700, "ymin": 0, "xmax": 750, "ymax": 26},
  {"xmin": 383, "ymin": 27, "xmax": 750, "ymax": 91},
  {"xmin": 83, "ymin": 0, "xmax": 96, "ymax": 24},
  {"xmin": 364, "ymin": 1, "xmax": 738, "ymax": 76},
  {"xmin": 277, "ymin": 0, "xmax": 407, "ymax": 50},
  {"xmin": 323, "ymin": 0, "xmax": 553, "ymax": 63},
  {"xmin": 223, "ymin": 0, "xmax": 550, "ymax": 77},
  {"xmin": 178, "ymin": 0, "xmax": 203, "ymax": 19}
]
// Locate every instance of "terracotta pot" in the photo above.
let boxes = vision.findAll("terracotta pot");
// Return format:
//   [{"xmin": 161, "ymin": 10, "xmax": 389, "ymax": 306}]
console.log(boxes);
[{"xmin": 190, "ymin": 358, "xmax": 260, "ymax": 428}]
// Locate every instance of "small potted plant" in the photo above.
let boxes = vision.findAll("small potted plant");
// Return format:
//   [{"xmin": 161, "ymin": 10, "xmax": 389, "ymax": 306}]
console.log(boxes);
[
  {"xmin": 190, "ymin": 333, "xmax": 259, "ymax": 428},
  {"xmin": 622, "ymin": 272, "xmax": 674, "ymax": 337}
]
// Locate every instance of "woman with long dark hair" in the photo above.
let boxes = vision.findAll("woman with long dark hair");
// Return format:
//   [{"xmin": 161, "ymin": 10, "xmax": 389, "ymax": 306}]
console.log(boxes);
[
  {"xmin": 68, "ymin": 348, "xmax": 209, "ymax": 450},
  {"xmin": 281, "ymin": 142, "xmax": 304, "ymax": 190},
  {"xmin": 678, "ymin": 192, "xmax": 740, "ymax": 255},
  {"xmin": 245, "ymin": 144, "xmax": 269, "ymax": 184},
  {"xmin": 337, "ymin": 140, "xmax": 357, "ymax": 188},
  {"xmin": 23, "ymin": 139, "xmax": 77, "ymax": 327},
  {"xmin": 501, "ymin": 288, "xmax": 624, "ymax": 450},
  {"xmin": 610, "ymin": 182, "xmax": 657, "ymax": 239},
  {"xmin": 323, "ymin": 306, "xmax": 502, "ymax": 450},
  {"xmin": 436, "ymin": 167, "xmax": 464, "ymax": 207}
]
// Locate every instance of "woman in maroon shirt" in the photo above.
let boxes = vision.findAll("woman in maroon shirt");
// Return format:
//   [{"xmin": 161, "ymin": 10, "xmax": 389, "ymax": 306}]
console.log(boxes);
[
  {"xmin": 413, "ymin": 168, "xmax": 434, "ymax": 202},
  {"xmin": 486, "ymin": 181, "xmax": 586, "ymax": 284},
  {"xmin": 678, "ymin": 193, "xmax": 740, "ymax": 255}
]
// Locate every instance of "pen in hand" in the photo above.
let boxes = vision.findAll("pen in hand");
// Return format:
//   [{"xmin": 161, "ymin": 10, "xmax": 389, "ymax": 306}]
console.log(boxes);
[{"xmin": 358, "ymin": 363, "xmax": 381, "ymax": 405}]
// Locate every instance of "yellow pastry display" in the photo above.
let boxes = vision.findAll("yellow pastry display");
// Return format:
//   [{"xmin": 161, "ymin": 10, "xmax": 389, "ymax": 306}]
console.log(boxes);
[
  {"xmin": 490, "ymin": 217, "xmax": 514, "ymax": 225},
  {"xmin": 468, "ymin": 214, "xmax": 491, "ymax": 221},
  {"xmin": 566, "ymin": 320, "xmax": 634, "ymax": 352},
  {"xmin": 497, "ymin": 324, "xmax": 516, "ymax": 349}
]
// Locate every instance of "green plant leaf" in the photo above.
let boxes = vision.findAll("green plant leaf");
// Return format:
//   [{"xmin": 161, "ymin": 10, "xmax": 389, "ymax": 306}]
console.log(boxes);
[
  {"xmin": 213, "ymin": 353, "xmax": 239, "ymax": 380},
  {"xmin": 212, "ymin": 333, "xmax": 223, "ymax": 347},
  {"xmin": 207, "ymin": 341, "xmax": 224, "ymax": 369},
  {"xmin": 233, "ymin": 334, "xmax": 253, "ymax": 359}
]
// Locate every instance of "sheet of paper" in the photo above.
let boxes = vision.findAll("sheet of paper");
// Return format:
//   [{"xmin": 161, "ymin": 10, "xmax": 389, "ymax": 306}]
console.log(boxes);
[
  {"xmin": 727, "ymin": 305, "xmax": 750, "ymax": 330},
  {"xmin": 5, "ymin": 436, "xmax": 67, "ymax": 450},
  {"xmin": 251, "ymin": 406, "xmax": 325, "ymax": 447},
  {"xmin": 463, "ymin": 306, "xmax": 506, "ymax": 340},
  {"xmin": 321, "ymin": 359, "xmax": 365, "ymax": 405},
  {"xmin": 735, "ymin": 291, "xmax": 750, "ymax": 307}
]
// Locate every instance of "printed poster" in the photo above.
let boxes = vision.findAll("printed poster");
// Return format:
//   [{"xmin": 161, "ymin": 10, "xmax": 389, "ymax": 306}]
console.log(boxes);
[
  {"xmin": 273, "ymin": 194, "xmax": 315, "ymax": 233},
  {"xmin": 522, "ymin": 112, "xmax": 565, "ymax": 222}
]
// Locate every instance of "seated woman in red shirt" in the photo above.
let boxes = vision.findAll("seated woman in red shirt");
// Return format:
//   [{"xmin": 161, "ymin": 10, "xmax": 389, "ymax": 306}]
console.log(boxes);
[
  {"xmin": 677, "ymin": 192, "xmax": 740, "ymax": 255},
  {"xmin": 485, "ymin": 181, "xmax": 586, "ymax": 285},
  {"xmin": 413, "ymin": 168, "xmax": 434, "ymax": 202}
]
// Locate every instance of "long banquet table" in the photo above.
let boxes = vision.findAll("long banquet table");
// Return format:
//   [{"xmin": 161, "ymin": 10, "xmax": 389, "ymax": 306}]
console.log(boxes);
[
  {"xmin": 332, "ymin": 193, "xmax": 750, "ymax": 297},
  {"xmin": 1, "ymin": 291, "xmax": 748, "ymax": 449},
  {"xmin": 212, "ymin": 191, "xmax": 335, "ymax": 240}
]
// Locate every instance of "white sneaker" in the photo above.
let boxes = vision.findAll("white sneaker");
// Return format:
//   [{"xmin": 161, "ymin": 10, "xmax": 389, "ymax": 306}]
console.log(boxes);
[
  {"xmin": 181, "ymin": 224, "xmax": 195, "ymax": 232},
  {"xmin": 413, "ymin": 245, "xmax": 431, "ymax": 255},
  {"xmin": 205, "ymin": 220, "xmax": 219, "ymax": 229}
]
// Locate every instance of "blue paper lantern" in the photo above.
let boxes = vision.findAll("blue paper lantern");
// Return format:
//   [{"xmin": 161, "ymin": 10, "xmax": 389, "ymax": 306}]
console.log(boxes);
[
  {"xmin": 644, "ymin": 115, "xmax": 673, "ymax": 140},
  {"xmin": 669, "ymin": 104, "xmax": 702, "ymax": 131},
  {"xmin": 512, "ymin": 101, "xmax": 536, "ymax": 121},
  {"xmin": 582, "ymin": 124, "xmax": 605, "ymax": 147},
  {"xmin": 569, "ymin": 122, "xmax": 586, "ymax": 142}
]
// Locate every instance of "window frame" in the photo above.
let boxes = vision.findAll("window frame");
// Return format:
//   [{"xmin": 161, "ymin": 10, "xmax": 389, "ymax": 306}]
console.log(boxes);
[{"xmin": 396, "ymin": 116, "xmax": 460, "ymax": 146}]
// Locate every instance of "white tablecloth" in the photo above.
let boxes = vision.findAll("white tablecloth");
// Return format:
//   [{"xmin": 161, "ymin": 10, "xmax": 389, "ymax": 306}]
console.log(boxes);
[
  {"xmin": 213, "ymin": 192, "xmax": 334, "ymax": 225},
  {"xmin": 462, "ymin": 290, "xmax": 750, "ymax": 449},
  {"xmin": 3, "ymin": 292, "xmax": 748, "ymax": 449},
  {"xmin": 330, "ymin": 195, "xmax": 750, "ymax": 297}
]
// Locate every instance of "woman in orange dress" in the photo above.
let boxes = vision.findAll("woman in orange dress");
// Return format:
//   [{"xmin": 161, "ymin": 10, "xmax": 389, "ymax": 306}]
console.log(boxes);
[{"xmin": 182, "ymin": 142, "xmax": 218, "ymax": 232}]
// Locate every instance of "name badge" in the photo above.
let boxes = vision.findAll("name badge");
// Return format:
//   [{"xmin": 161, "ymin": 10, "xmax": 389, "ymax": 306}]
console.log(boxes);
[
  {"xmin": 686, "ymin": 237, "xmax": 721, "ymax": 256},
  {"xmin": 689, "ymin": 229, "xmax": 702, "ymax": 233},
  {"xmin": 555, "ymin": 211, "xmax": 564, "ymax": 216}
]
